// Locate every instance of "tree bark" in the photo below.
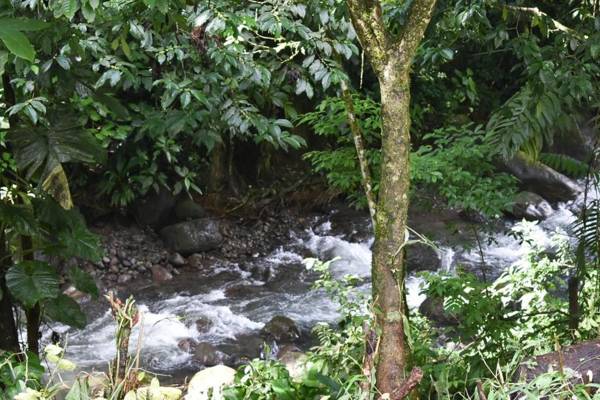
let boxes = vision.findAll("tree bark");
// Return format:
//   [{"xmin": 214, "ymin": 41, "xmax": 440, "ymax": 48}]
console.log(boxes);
[
  {"xmin": 346, "ymin": 0, "xmax": 437, "ymax": 395},
  {"xmin": 0, "ymin": 230, "xmax": 20, "ymax": 353}
]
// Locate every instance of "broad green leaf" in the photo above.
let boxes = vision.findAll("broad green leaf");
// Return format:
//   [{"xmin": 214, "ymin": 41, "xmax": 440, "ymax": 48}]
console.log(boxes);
[
  {"xmin": 0, "ymin": 31, "xmax": 35, "ymax": 61},
  {"xmin": 68, "ymin": 267, "xmax": 98, "ymax": 298},
  {"xmin": 0, "ymin": 202, "xmax": 37, "ymax": 235},
  {"xmin": 65, "ymin": 378, "xmax": 91, "ymax": 400},
  {"xmin": 44, "ymin": 294, "xmax": 86, "ymax": 328},
  {"xmin": 42, "ymin": 164, "xmax": 74, "ymax": 209},
  {"xmin": 0, "ymin": 18, "xmax": 49, "ymax": 32},
  {"xmin": 6, "ymin": 261, "xmax": 60, "ymax": 308},
  {"xmin": 0, "ymin": 51, "xmax": 8, "ymax": 75}
]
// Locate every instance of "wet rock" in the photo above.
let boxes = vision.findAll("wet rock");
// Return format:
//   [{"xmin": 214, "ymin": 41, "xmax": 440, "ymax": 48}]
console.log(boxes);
[
  {"xmin": 192, "ymin": 342, "xmax": 226, "ymax": 366},
  {"xmin": 224, "ymin": 285, "xmax": 262, "ymax": 299},
  {"xmin": 502, "ymin": 153, "xmax": 582, "ymax": 202},
  {"xmin": 508, "ymin": 191, "xmax": 553, "ymax": 221},
  {"xmin": 406, "ymin": 242, "xmax": 440, "ymax": 272},
  {"xmin": 151, "ymin": 264, "xmax": 173, "ymax": 283},
  {"xmin": 419, "ymin": 297, "xmax": 459, "ymax": 326},
  {"xmin": 175, "ymin": 198, "xmax": 207, "ymax": 221},
  {"xmin": 160, "ymin": 218, "xmax": 223, "ymax": 255},
  {"xmin": 102, "ymin": 256, "xmax": 110, "ymax": 265},
  {"xmin": 187, "ymin": 254, "xmax": 205, "ymax": 269},
  {"xmin": 168, "ymin": 252, "xmax": 186, "ymax": 267},
  {"xmin": 132, "ymin": 187, "xmax": 176, "ymax": 228},
  {"xmin": 250, "ymin": 265, "xmax": 271, "ymax": 281},
  {"xmin": 195, "ymin": 317, "xmax": 214, "ymax": 334},
  {"xmin": 518, "ymin": 339, "xmax": 600, "ymax": 386},
  {"xmin": 178, "ymin": 338, "xmax": 198, "ymax": 353},
  {"xmin": 63, "ymin": 285, "xmax": 89, "ymax": 301},
  {"xmin": 260, "ymin": 316, "xmax": 300, "ymax": 343},
  {"xmin": 117, "ymin": 273, "xmax": 132, "ymax": 284},
  {"xmin": 185, "ymin": 365, "xmax": 236, "ymax": 400}
]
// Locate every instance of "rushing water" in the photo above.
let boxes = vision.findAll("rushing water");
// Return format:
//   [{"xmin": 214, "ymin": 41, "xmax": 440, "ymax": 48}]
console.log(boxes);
[{"xmin": 49, "ymin": 188, "xmax": 597, "ymax": 378}]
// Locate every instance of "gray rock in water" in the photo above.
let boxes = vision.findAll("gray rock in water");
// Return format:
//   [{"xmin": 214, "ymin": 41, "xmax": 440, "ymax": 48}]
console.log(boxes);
[
  {"xmin": 195, "ymin": 317, "xmax": 214, "ymax": 334},
  {"xmin": 151, "ymin": 264, "xmax": 173, "ymax": 283},
  {"xmin": 175, "ymin": 198, "xmax": 206, "ymax": 221},
  {"xmin": 168, "ymin": 252, "xmax": 186, "ymax": 267},
  {"xmin": 406, "ymin": 242, "xmax": 441, "ymax": 272},
  {"xmin": 508, "ymin": 191, "xmax": 554, "ymax": 221},
  {"xmin": 260, "ymin": 315, "xmax": 300, "ymax": 343},
  {"xmin": 178, "ymin": 338, "xmax": 198, "ymax": 353},
  {"xmin": 132, "ymin": 187, "xmax": 176, "ymax": 228},
  {"xmin": 193, "ymin": 342, "xmax": 227, "ymax": 366},
  {"xmin": 160, "ymin": 218, "xmax": 222, "ymax": 255}
]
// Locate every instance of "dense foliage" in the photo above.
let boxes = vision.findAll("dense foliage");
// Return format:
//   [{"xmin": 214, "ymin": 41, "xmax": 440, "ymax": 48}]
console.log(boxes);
[{"xmin": 1, "ymin": 0, "xmax": 600, "ymax": 399}]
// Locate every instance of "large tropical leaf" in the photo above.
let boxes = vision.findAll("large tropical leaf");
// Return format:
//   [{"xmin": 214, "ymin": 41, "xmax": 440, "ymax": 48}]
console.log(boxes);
[
  {"xmin": 6, "ymin": 261, "xmax": 60, "ymax": 308},
  {"xmin": 0, "ymin": 202, "xmax": 38, "ymax": 235},
  {"xmin": 44, "ymin": 294, "xmax": 87, "ymax": 328},
  {"xmin": 0, "ymin": 18, "xmax": 49, "ymax": 62},
  {"xmin": 8, "ymin": 113, "xmax": 106, "ymax": 181},
  {"xmin": 68, "ymin": 267, "xmax": 99, "ymax": 298}
]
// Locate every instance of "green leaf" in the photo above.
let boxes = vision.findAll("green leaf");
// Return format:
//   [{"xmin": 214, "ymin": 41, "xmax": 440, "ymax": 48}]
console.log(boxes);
[
  {"xmin": 0, "ymin": 18, "xmax": 49, "ymax": 32},
  {"xmin": 44, "ymin": 294, "xmax": 87, "ymax": 328},
  {"xmin": 68, "ymin": 267, "xmax": 98, "ymax": 298},
  {"xmin": 0, "ymin": 51, "xmax": 8, "ymax": 75},
  {"xmin": 66, "ymin": 378, "xmax": 91, "ymax": 400},
  {"xmin": 6, "ymin": 261, "xmax": 60, "ymax": 308},
  {"xmin": 0, "ymin": 31, "xmax": 35, "ymax": 62},
  {"xmin": 55, "ymin": 0, "xmax": 79, "ymax": 20}
]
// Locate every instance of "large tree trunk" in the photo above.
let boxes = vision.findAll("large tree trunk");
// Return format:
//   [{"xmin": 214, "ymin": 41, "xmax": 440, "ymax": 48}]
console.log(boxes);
[
  {"xmin": 371, "ymin": 66, "xmax": 412, "ymax": 392},
  {"xmin": 345, "ymin": 0, "xmax": 437, "ymax": 396}
]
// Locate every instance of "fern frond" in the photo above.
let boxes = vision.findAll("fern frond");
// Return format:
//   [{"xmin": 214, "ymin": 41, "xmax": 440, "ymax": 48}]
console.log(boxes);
[{"xmin": 539, "ymin": 153, "xmax": 589, "ymax": 178}]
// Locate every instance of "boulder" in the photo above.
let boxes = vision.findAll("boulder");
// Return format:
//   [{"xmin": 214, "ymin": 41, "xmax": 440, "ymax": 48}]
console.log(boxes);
[
  {"xmin": 502, "ymin": 153, "xmax": 582, "ymax": 202},
  {"xmin": 193, "ymin": 342, "xmax": 227, "ymax": 366},
  {"xmin": 508, "ymin": 191, "xmax": 553, "ymax": 221},
  {"xmin": 518, "ymin": 339, "xmax": 600, "ymax": 386},
  {"xmin": 185, "ymin": 365, "xmax": 236, "ymax": 400},
  {"xmin": 175, "ymin": 198, "xmax": 207, "ymax": 221},
  {"xmin": 260, "ymin": 316, "xmax": 300, "ymax": 343},
  {"xmin": 418, "ymin": 297, "xmax": 459, "ymax": 326},
  {"xmin": 187, "ymin": 254, "xmax": 205, "ymax": 269},
  {"xmin": 406, "ymin": 243, "xmax": 441, "ymax": 272},
  {"xmin": 152, "ymin": 265, "xmax": 173, "ymax": 283},
  {"xmin": 160, "ymin": 219, "xmax": 223, "ymax": 255},
  {"xmin": 132, "ymin": 187, "xmax": 176, "ymax": 228}
]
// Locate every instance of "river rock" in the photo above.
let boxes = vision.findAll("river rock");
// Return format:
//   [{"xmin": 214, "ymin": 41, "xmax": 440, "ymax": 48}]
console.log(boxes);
[
  {"xmin": 152, "ymin": 264, "xmax": 173, "ymax": 283},
  {"xmin": 175, "ymin": 198, "xmax": 207, "ymax": 221},
  {"xmin": 508, "ymin": 191, "xmax": 553, "ymax": 221},
  {"xmin": 406, "ymin": 242, "xmax": 440, "ymax": 272},
  {"xmin": 178, "ymin": 338, "xmax": 198, "ymax": 353},
  {"xmin": 132, "ymin": 187, "xmax": 177, "ymax": 228},
  {"xmin": 260, "ymin": 316, "xmax": 300, "ymax": 343},
  {"xmin": 419, "ymin": 297, "xmax": 459, "ymax": 326},
  {"xmin": 185, "ymin": 365, "xmax": 236, "ymax": 400},
  {"xmin": 195, "ymin": 317, "xmax": 214, "ymax": 334},
  {"xmin": 518, "ymin": 339, "xmax": 600, "ymax": 386},
  {"xmin": 160, "ymin": 219, "xmax": 223, "ymax": 255},
  {"xmin": 193, "ymin": 342, "xmax": 226, "ymax": 366},
  {"xmin": 168, "ymin": 252, "xmax": 186, "ymax": 267}
]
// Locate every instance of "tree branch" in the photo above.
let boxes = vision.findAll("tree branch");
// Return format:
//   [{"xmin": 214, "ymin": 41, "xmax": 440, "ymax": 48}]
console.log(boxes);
[
  {"xmin": 346, "ymin": 0, "xmax": 388, "ymax": 74},
  {"xmin": 393, "ymin": 0, "xmax": 438, "ymax": 62},
  {"xmin": 504, "ymin": 5, "xmax": 580, "ymax": 37}
]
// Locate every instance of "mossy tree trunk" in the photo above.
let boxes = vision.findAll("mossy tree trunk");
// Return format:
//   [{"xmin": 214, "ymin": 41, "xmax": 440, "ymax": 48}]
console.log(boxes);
[{"xmin": 345, "ymin": 0, "xmax": 437, "ymax": 396}]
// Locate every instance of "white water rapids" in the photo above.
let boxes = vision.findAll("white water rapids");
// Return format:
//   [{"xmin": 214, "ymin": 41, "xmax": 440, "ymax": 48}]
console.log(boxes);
[{"xmin": 48, "ymin": 187, "xmax": 598, "ymax": 375}]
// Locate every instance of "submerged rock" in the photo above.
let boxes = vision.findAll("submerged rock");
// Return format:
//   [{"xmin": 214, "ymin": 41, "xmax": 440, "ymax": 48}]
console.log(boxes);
[
  {"xmin": 185, "ymin": 365, "xmax": 236, "ymax": 400},
  {"xmin": 193, "ymin": 342, "xmax": 227, "ymax": 366},
  {"xmin": 160, "ymin": 219, "xmax": 223, "ymax": 255},
  {"xmin": 168, "ymin": 252, "xmax": 186, "ymax": 267},
  {"xmin": 195, "ymin": 317, "xmax": 214, "ymax": 334},
  {"xmin": 260, "ymin": 315, "xmax": 300, "ymax": 343},
  {"xmin": 178, "ymin": 338, "xmax": 198, "ymax": 353}
]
